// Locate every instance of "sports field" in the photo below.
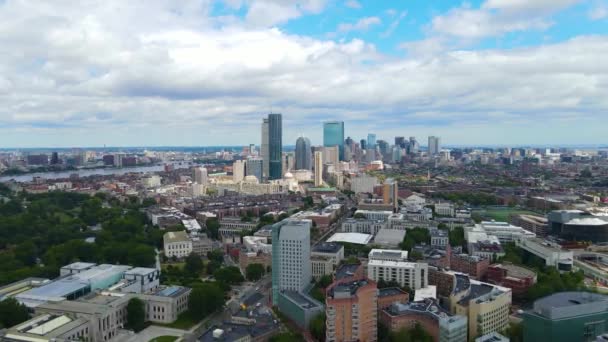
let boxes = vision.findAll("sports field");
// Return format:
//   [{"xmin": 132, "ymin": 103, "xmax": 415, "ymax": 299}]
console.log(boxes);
[{"xmin": 474, "ymin": 208, "xmax": 538, "ymax": 222}]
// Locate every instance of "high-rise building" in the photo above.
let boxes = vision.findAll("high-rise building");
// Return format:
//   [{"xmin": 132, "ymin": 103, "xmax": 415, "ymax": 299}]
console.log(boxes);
[
  {"xmin": 26, "ymin": 154, "xmax": 49, "ymax": 166},
  {"xmin": 360, "ymin": 139, "xmax": 367, "ymax": 150},
  {"xmin": 408, "ymin": 137, "xmax": 419, "ymax": 154},
  {"xmin": 295, "ymin": 137, "xmax": 312, "ymax": 170},
  {"xmin": 323, "ymin": 121, "xmax": 345, "ymax": 161},
  {"xmin": 261, "ymin": 119, "xmax": 269, "ymax": 180},
  {"xmin": 367, "ymin": 133, "xmax": 377, "ymax": 149},
  {"xmin": 322, "ymin": 146, "xmax": 339, "ymax": 166},
  {"xmin": 245, "ymin": 158, "xmax": 263, "ymax": 182},
  {"xmin": 377, "ymin": 140, "xmax": 389, "ymax": 160},
  {"xmin": 233, "ymin": 160, "xmax": 245, "ymax": 182},
  {"xmin": 268, "ymin": 113, "xmax": 282, "ymax": 180},
  {"xmin": 314, "ymin": 151, "xmax": 323, "ymax": 187},
  {"xmin": 50, "ymin": 152, "xmax": 60, "ymax": 165},
  {"xmin": 282, "ymin": 153, "xmax": 294, "ymax": 175},
  {"xmin": 367, "ymin": 249, "xmax": 428, "ymax": 290},
  {"xmin": 394, "ymin": 137, "xmax": 405, "ymax": 148},
  {"xmin": 326, "ymin": 279, "xmax": 378, "ymax": 342},
  {"xmin": 428, "ymin": 136, "xmax": 441, "ymax": 155},
  {"xmin": 193, "ymin": 166, "xmax": 208, "ymax": 185},
  {"xmin": 249, "ymin": 144, "xmax": 256, "ymax": 156}
]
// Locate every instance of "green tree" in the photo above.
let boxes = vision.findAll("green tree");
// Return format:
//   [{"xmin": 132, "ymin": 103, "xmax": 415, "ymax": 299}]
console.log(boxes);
[
  {"xmin": 205, "ymin": 218, "xmax": 220, "ymax": 239},
  {"xmin": 310, "ymin": 313, "xmax": 326, "ymax": 342},
  {"xmin": 185, "ymin": 253, "xmax": 204, "ymax": 275},
  {"xmin": 0, "ymin": 297, "xmax": 29, "ymax": 328},
  {"xmin": 214, "ymin": 266, "xmax": 245, "ymax": 285},
  {"xmin": 188, "ymin": 283, "xmax": 224, "ymax": 319},
  {"xmin": 448, "ymin": 227, "xmax": 465, "ymax": 247},
  {"xmin": 126, "ymin": 298, "xmax": 146, "ymax": 332},
  {"xmin": 245, "ymin": 263, "xmax": 265, "ymax": 281}
]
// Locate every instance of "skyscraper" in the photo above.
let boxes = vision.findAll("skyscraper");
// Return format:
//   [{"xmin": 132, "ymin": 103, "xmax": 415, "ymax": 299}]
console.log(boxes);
[
  {"xmin": 268, "ymin": 113, "xmax": 282, "ymax": 180},
  {"xmin": 323, "ymin": 121, "xmax": 345, "ymax": 161},
  {"xmin": 409, "ymin": 137, "xmax": 419, "ymax": 154},
  {"xmin": 193, "ymin": 166, "xmax": 208, "ymax": 185},
  {"xmin": 271, "ymin": 219, "xmax": 312, "ymax": 304},
  {"xmin": 395, "ymin": 136, "xmax": 405, "ymax": 147},
  {"xmin": 360, "ymin": 139, "xmax": 367, "ymax": 150},
  {"xmin": 233, "ymin": 160, "xmax": 245, "ymax": 182},
  {"xmin": 261, "ymin": 119, "xmax": 269, "ymax": 180},
  {"xmin": 428, "ymin": 136, "xmax": 441, "ymax": 155},
  {"xmin": 378, "ymin": 140, "xmax": 389, "ymax": 160},
  {"xmin": 322, "ymin": 146, "xmax": 339, "ymax": 166},
  {"xmin": 295, "ymin": 136, "xmax": 312, "ymax": 170},
  {"xmin": 367, "ymin": 133, "xmax": 377, "ymax": 148},
  {"xmin": 314, "ymin": 151, "xmax": 323, "ymax": 187}
]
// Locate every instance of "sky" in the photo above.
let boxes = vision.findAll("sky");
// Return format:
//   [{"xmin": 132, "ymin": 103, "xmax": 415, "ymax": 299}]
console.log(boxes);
[{"xmin": 0, "ymin": 0, "xmax": 607, "ymax": 148}]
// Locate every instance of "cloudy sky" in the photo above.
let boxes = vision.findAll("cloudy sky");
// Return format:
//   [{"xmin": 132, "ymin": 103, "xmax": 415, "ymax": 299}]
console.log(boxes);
[{"xmin": 0, "ymin": 0, "xmax": 607, "ymax": 148}]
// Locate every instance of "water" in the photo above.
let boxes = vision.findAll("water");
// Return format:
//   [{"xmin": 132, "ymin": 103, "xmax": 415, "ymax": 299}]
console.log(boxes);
[{"xmin": 0, "ymin": 162, "xmax": 193, "ymax": 183}]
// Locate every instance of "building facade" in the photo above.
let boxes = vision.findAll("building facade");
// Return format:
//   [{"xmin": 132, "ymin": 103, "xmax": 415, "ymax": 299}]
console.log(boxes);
[
  {"xmin": 268, "ymin": 113, "xmax": 282, "ymax": 180},
  {"xmin": 323, "ymin": 121, "xmax": 345, "ymax": 161},
  {"xmin": 326, "ymin": 279, "xmax": 378, "ymax": 342},
  {"xmin": 295, "ymin": 136, "xmax": 312, "ymax": 170}
]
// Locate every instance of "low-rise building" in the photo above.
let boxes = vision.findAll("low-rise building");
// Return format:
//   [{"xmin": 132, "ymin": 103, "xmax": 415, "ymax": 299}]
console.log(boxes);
[
  {"xmin": 449, "ymin": 274, "xmax": 512, "ymax": 340},
  {"xmin": 523, "ymin": 292, "xmax": 608, "ymax": 342},
  {"xmin": 163, "ymin": 231, "xmax": 193, "ymax": 258},
  {"xmin": 311, "ymin": 242, "xmax": 345, "ymax": 266},
  {"xmin": 510, "ymin": 214, "xmax": 549, "ymax": 237},
  {"xmin": 515, "ymin": 237, "xmax": 574, "ymax": 272},
  {"xmin": 341, "ymin": 218, "xmax": 386, "ymax": 235},
  {"xmin": 311, "ymin": 255, "xmax": 334, "ymax": 280},
  {"xmin": 431, "ymin": 229, "xmax": 449, "ymax": 247},
  {"xmin": 367, "ymin": 249, "xmax": 428, "ymax": 290},
  {"xmin": 435, "ymin": 203, "xmax": 455, "ymax": 217},
  {"xmin": 377, "ymin": 287, "xmax": 409, "ymax": 310},
  {"xmin": 450, "ymin": 254, "xmax": 489, "ymax": 280},
  {"xmin": 379, "ymin": 298, "xmax": 467, "ymax": 342},
  {"xmin": 485, "ymin": 263, "xmax": 537, "ymax": 297},
  {"xmin": 475, "ymin": 332, "xmax": 509, "ymax": 342},
  {"xmin": 353, "ymin": 210, "xmax": 393, "ymax": 221}
]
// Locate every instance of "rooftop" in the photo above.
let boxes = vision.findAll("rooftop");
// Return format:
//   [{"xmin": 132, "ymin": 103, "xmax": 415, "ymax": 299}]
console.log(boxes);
[
  {"xmin": 155, "ymin": 286, "xmax": 190, "ymax": 298},
  {"xmin": 335, "ymin": 263, "xmax": 361, "ymax": 280},
  {"xmin": 312, "ymin": 242, "xmax": 344, "ymax": 254},
  {"xmin": 533, "ymin": 291, "xmax": 608, "ymax": 312},
  {"xmin": 378, "ymin": 287, "xmax": 408, "ymax": 298},
  {"xmin": 384, "ymin": 298, "xmax": 451, "ymax": 321},
  {"xmin": 281, "ymin": 290, "xmax": 322, "ymax": 310},
  {"xmin": 164, "ymin": 230, "xmax": 190, "ymax": 244},
  {"xmin": 125, "ymin": 267, "xmax": 157, "ymax": 276},
  {"xmin": 368, "ymin": 249, "xmax": 408, "ymax": 261},
  {"xmin": 490, "ymin": 263, "xmax": 536, "ymax": 279},
  {"xmin": 566, "ymin": 217, "xmax": 608, "ymax": 226},
  {"xmin": 61, "ymin": 262, "xmax": 96, "ymax": 271},
  {"xmin": 328, "ymin": 279, "xmax": 373, "ymax": 299},
  {"xmin": 327, "ymin": 232, "xmax": 373, "ymax": 245}
]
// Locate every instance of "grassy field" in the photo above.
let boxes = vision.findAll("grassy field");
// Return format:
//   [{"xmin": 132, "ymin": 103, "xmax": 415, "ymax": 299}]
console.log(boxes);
[
  {"xmin": 154, "ymin": 311, "xmax": 199, "ymax": 330},
  {"xmin": 149, "ymin": 336, "xmax": 178, "ymax": 342},
  {"xmin": 476, "ymin": 208, "xmax": 538, "ymax": 222}
]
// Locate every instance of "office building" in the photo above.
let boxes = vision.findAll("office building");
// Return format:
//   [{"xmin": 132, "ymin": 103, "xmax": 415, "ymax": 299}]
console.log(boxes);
[
  {"xmin": 50, "ymin": 152, "xmax": 60, "ymax": 165},
  {"xmin": 295, "ymin": 136, "xmax": 312, "ymax": 170},
  {"xmin": 449, "ymin": 274, "xmax": 511, "ymax": 340},
  {"xmin": 311, "ymin": 255, "xmax": 334, "ymax": 279},
  {"xmin": 193, "ymin": 167, "xmax": 208, "ymax": 185},
  {"xmin": 268, "ymin": 113, "xmax": 282, "ymax": 180},
  {"xmin": 233, "ymin": 160, "xmax": 245, "ymax": 182},
  {"xmin": 475, "ymin": 332, "xmax": 509, "ymax": 342},
  {"xmin": 326, "ymin": 279, "xmax": 378, "ymax": 342},
  {"xmin": 510, "ymin": 214, "xmax": 549, "ymax": 237},
  {"xmin": 428, "ymin": 136, "xmax": 441, "ymax": 155},
  {"xmin": 272, "ymin": 219, "xmax": 323, "ymax": 328},
  {"xmin": 523, "ymin": 292, "xmax": 608, "ymax": 342},
  {"xmin": 395, "ymin": 136, "xmax": 405, "ymax": 148},
  {"xmin": 367, "ymin": 249, "xmax": 428, "ymax": 290},
  {"xmin": 409, "ymin": 137, "xmax": 419, "ymax": 154},
  {"xmin": 367, "ymin": 133, "xmax": 377, "ymax": 148},
  {"xmin": 485, "ymin": 263, "xmax": 537, "ymax": 297},
  {"xmin": 311, "ymin": 242, "xmax": 345, "ymax": 266},
  {"xmin": 360, "ymin": 139, "xmax": 367, "ymax": 150},
  {"xmin": 377, "ymin": 288, "xmax": 409, "ymax": 310},
  {"xmin": 314, "ymin": 150, "xmax": 323, "ymax": 187},
  {"xmin": 245, "ymin": 158, "xmax": 263, "ymax": 182},
  {"xmin": 380, "ymin": 299, "xmax": 467, "ymax": 342},
  {"xmin": 435, "ymin": 203, "xmax": 455, "ymax": 217},
  {"xmin": 323, "ymin": 146, "xmax": 340, "ymax": 166},
  {"xmin": 350, "ymin": 174, "xmax": 379, "ymax": 194},
  {"xmin": 323, "ymin": 121, "xmax": 345, "ymax": 161},
  {"xmin": 261, "ymin": 118, "xmax": 269, "ymax": 180}
]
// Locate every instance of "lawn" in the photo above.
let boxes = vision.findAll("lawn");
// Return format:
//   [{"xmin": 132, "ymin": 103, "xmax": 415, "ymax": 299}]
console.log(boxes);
[
  {"xmin": 149, "ymin": 336, "xmax": 178, "ymax": 342},
  {"xmin": 478, "ymin": 208, "xmax": 538, "ymax": 222},
  {"xmin": 154, "ymin": 311, "xmax": 200, "ymax": 330}
]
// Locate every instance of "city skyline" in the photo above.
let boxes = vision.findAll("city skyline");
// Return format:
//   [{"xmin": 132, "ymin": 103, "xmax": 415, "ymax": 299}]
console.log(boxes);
[{"xmin": 0, "ymin": 1, "xmax": 607, "ymax": 147}]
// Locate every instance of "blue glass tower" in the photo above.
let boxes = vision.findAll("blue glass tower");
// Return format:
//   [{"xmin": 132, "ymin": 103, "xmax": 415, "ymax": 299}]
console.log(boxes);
[
  {"xmin": 323, "ymin": 121, "xmax": 345, "ymax": 161},
  {"xmin": 268, "ymin": 113, "xmax": 282, "ymax": 180}
]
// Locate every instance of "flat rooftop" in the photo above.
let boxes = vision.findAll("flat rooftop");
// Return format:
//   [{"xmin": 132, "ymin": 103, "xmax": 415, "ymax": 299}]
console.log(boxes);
[
  {"xmin": 125, "ymin": 267, "xmax": 157, "ymax": 276},
  {"xmin": 312, "ymin": 242, "xmax": 343, "ymax": 254},
  {"xmin": 61, "ymin": 262, "xmax": 96, "ymax": 271},
  {"xmin": 327, "ymin": 232, "xmax": 373, "ymax": 245},
  {"xmin": 155, "ymin": 286, "xmax": 190, "ymax": 298},
  {"xmin": 335, "ymin": 263, "xmax": 361, "ymax": 280},
  {"xmin": 534, "ymin": 291, "xmax": 608, "ymax": 310},
  {"xmin": 281, "ymin": 291, "xmax": 322, "ymax": 309},
  {"xmin": 378, "ymin": 287, "xmax": 408, "ymax": 298}
]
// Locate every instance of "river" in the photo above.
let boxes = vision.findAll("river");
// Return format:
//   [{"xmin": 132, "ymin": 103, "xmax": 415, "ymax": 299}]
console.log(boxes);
[{"xmin": 0, "ymin": 162, "xmax": 193, "ymax": 183}]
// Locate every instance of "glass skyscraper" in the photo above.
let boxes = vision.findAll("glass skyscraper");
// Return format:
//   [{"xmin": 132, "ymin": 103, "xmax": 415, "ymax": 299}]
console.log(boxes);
[
  {"xmin": 367, "ymin": 133, "xmax": 377, "ymax": 148},
  {"xmin": 323, "ymin": 121, "xmax": 345, "ymax": 161},
  {"xmin": 295, "ymin": 136, "xmax": 312, "ymax": 170},
  {"xmin": 268, "ymin": 113, "xmax": 282, "ymax": 180}
]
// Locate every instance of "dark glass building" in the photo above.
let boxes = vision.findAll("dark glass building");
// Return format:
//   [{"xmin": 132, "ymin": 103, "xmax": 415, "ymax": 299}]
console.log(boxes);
[
  {"xmin": 268, "ymin": 113, "xmax": 282, "ymax": 180},
  {"xmin": 323, "ymin": 121, "xmax": 345, "ymax": 161},
  {"xmin": 295, "ymin": 136, "xmax": 312, "ymax": 170}
]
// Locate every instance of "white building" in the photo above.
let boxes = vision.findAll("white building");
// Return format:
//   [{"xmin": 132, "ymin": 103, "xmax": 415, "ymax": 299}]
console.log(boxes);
[
  {"xmin": 471, "ymin": 221, "xmax": 536, "ymax": 243},
  {"xmin": 350, "ymin": 175, "xmax": 379, "ymax": 194},
  {"xmin": 435, "ymin": 202, "xmax": 455, "ymax": 217},
  {"xmin": 142, "ymin": 175, "xmax": 161, "ymax": 188},
  {"xmin": 193, "ymin": 167, "xmax": 208, "ymax": 185},
  {"xmin": 314, "ymin": 151, "xmax": 323, "ymax": 187},
  {"xmin": 233, "ymin": 160, "xmax": 246, "ymax": 182},
  {"xmin": 163, "ymin": 231, "xmax": 192, "ymax": 258},
  {"xmin": 272, "ymin": 220, "xmax": 312, "ymax": 297},
  {"xmin": 514, "ymin": 237, "xmax": 573, "ymax": 271},
  {"xmin": 354, "ymin": 210, "xmax": 393, "ymax": 221},
  {"xmin": 311, "ymin": 255, "xmax": 334, "ymax": 280},
  {"xmin": 367, "ymin": 249, "xmax": 428, "ymax": 290},
  {"xmin": 341, "ymin": 219, "xmax": 386, "ymax": 235}
]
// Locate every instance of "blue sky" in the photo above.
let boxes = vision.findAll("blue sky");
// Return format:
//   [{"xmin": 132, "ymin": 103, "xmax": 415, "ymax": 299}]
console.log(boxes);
[{"xmin": 0, "ymin": 0, "xmax": 607, "ymax": 147}]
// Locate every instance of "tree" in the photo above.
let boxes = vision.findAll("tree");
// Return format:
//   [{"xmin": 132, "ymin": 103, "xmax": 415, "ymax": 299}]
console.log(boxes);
[
  {"xmin": 214, "ymin": 266, "xmax": 245, "ymax": 285},
  {"xmin": 188, "ymin": 283, "xmax": 224, "ymax": 319},
  {"xmin": 207, "ymin": 250, "xmax": 224, "ymax": 263},
  {"xmin": 185, "ymin": 253, "xmax": 204, "ymax": 275},
  {"xmin": 310, "ymin": 313, "xmax": 326, "ymax": 342},
  {"xmin": 126, "ymin": 298, "xmax": 146, "ymax": 332},
  {"xmin": 246, "ymin": 263, "xmax": 265, "ymax": 281},
  {"xmin": 0, "ymin": 298, "xmax": 29, "ymax": 328},
  {"xmin": 205, "ymin": 218, "xmax": 220, "ymax": 239},
  {"xmin": 448, "ymin": 227, "xmax": 465, "ymax": 247},
  {"xmin": 353, "ymin": 212, "xmax": 366, "ymax": 219}
]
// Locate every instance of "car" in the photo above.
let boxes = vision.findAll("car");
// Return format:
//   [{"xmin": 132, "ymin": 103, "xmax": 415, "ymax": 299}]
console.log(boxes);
[{"xmin": 255, "ymin": 287, "xmax": 260, "ymax": 291}]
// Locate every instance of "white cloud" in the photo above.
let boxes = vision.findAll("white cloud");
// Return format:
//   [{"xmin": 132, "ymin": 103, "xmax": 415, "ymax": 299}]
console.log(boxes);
[
  {"xmin": 338, "ymin": 16, "xmax": 382, "ymax": 33},
  {"xmin": 381, "ymin": 10, "xmax": 407, "ymax": 38},
  {"xmin": 0, "ymin": 0, "xmax": 606, "ymax": 146},
  {"xmin": 345, "ymin": 0, "xmax": 362, "ymax": 9},
  {"xmin": 588, "ymin": 1, "xmax": 608, "ymax": 20},
  {"xmin": 431, "ymin": 0, "xmax": 581, "ymax": 39}
]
